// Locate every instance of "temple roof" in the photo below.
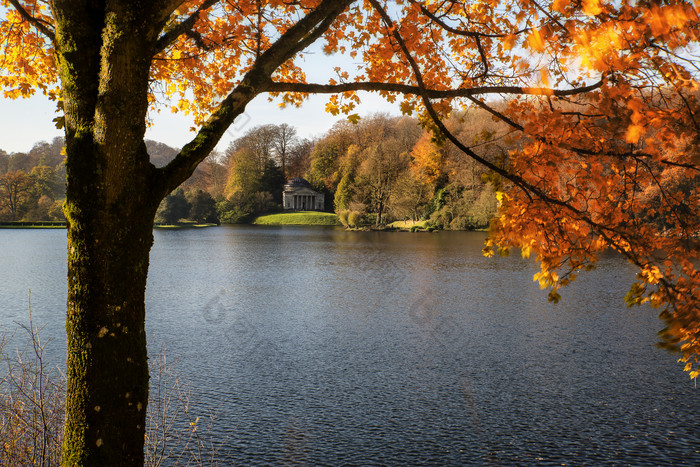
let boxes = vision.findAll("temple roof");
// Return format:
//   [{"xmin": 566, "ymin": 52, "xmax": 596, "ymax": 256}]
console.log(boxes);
[{"xmin": 285, "ymin": 177, "xmax": 312, "ymax": 188}]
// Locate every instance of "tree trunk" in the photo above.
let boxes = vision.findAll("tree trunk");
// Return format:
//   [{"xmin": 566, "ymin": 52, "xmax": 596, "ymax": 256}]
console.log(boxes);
[
  {"xmin": 63, "ymin": 204, "xmax": 156, "ymax": 465},
  {"xmin": 53, "ymin": 2, "xmax": 163, "ymax": 463}
]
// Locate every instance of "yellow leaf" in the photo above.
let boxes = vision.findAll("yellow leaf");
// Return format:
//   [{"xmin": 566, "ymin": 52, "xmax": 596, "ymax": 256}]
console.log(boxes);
[
  {"xmin": 527, "ymin": 29, "xmax": 545, "ymax": 53},
  {"xmin": 625, "ymin": 124, "xmax": 644, "ymax": 144},
  {"xmin": 582, "ymin": 0, "xmax": 603, "ymax": 16},
  {"xmin": 325, "ymin": 101, "xmax": 340, "ymax": 116},
  {"xmin": 552, "ymin": 0, "xmax": 570, "ymax": 13}
]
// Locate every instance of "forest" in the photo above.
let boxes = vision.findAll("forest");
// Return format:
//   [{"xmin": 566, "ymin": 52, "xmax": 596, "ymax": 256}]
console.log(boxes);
[{"xmin": 1, "ymin": 111, "xmax": 508, "ymax": 230}]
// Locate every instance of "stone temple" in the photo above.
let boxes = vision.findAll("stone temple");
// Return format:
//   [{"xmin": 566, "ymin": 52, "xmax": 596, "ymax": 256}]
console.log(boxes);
[{"xmin": 282, "ymin": 177, "xmax": 325, "ymax": 211}]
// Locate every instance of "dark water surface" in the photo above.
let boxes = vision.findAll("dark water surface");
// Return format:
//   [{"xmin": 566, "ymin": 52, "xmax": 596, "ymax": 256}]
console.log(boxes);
[{"xmin": 1, "ymin": 226, "xmax": 698, "ymax": 465}]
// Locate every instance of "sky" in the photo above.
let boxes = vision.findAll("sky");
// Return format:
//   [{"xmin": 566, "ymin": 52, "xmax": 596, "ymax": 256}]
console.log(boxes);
[{"xmin": 0, "ymin": 89, "xmax": 401, "ymax": 155}]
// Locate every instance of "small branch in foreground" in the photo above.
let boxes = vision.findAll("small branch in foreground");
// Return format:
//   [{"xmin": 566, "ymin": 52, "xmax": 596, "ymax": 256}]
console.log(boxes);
[{"xmin": 6, "ymin": 0, "xmax": 55, "ymax": 42}]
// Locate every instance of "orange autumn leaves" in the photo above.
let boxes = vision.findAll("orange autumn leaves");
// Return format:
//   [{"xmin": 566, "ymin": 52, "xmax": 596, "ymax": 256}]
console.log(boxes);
[
  {"xmin": 485, "ymin": 89, "xmax": 699, "ymax": 378},
  {"xmin": 410, "ymin": 133, "xmax": 443, "ymax": 185},
  {"xmin": 0, "ymin": 0, "xmax": 56, "ymax": 98}
]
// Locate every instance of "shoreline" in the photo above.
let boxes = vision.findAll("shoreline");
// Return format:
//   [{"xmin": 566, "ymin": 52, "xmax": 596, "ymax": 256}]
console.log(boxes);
[{"xmin": 0, "ymin": 215, "xmax": 487, "ymax": 232}]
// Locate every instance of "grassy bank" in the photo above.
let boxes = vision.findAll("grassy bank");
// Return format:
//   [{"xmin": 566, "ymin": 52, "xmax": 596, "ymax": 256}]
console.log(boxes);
[
  {"xmin": 253, "ymin": 211, "xmax": 340, "ymax": 226},
  {"xmin": 386, "ymin": 220, "xmax": 429, "ymax": 231},
  {"xmin": 154, "ymin": 222, "xmax": 218, "ymax": 229}
]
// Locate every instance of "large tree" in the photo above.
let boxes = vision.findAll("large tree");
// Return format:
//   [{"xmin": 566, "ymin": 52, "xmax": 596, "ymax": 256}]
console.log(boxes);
[
  {"xmin": 0, "ymin": 169, "xmax": 32, "ymax": 219},
  {"xmin": 1, "ymin": 0, "xmax": 698, "ymax": 464}
]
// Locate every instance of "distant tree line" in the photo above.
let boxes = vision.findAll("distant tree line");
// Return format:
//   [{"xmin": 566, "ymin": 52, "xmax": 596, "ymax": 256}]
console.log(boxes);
[
  {"xmin": 304, "ymin": 112, "xmax": 505, "ymax": 229},
  {"xmin": 2, "ymin": 112, "xmax": 508, "ymax": 228},
  {"xmin": 199, "ymin": 112, "xmax": 506, "ymax": 229}
]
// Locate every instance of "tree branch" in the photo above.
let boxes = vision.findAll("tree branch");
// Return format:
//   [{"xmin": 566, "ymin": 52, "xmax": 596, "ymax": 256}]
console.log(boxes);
[
  {"xmin": 263, "ymin": 79, "xmax": 604, "ymax": 98},
  {"xmin": 156, "ymin": 0, "xmax": 353, "ymax": 195},
  {"xmin": 406, "ymin": 0, "xmax": 529, "ymax": 39},
  {"xmin": 7, "ymin": 0, "xmax": 55, "ymax": 42},
  {"xmin": 153, "ymin": 0, "xmax": 218, "ymax": 56}
]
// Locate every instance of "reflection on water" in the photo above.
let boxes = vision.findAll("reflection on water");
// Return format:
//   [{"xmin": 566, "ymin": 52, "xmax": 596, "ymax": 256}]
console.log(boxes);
[{"xmin": 1, "ymin": 226, "xmax": 698, "ymax": 465}]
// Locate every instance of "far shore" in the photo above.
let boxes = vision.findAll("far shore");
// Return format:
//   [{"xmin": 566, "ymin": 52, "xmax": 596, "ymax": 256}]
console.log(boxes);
[
  {"xmin": 0, "ymin": 213, "xmax": 483, "ymax": 232},
  {"xmin": 0, "ymin": 221, "xmax": 67, "ymax": 229}
]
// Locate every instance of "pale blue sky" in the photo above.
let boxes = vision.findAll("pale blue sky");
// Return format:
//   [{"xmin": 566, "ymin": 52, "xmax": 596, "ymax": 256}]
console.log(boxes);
[{"xmin": 0, "ymin": 90, "xmax": 400, "ymax": 154}]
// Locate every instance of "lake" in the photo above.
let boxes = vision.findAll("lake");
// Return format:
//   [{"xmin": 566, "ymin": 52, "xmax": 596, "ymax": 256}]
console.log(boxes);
[{"xmin": 1, "ymin": 226, "xmax": 698, "ymax": 465}]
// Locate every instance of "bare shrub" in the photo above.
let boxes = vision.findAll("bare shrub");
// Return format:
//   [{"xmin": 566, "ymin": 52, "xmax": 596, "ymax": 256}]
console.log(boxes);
[
  {"xmin": 0, "ymin": 314, "xmax": 64, "ymax": 467},
  {"xmin": 1, "ymin": 309, "xmax": 223, "ymax": 466},
  {"xmin": 145, "ymin": 345, "xmax": 226, "ymax": 467}
]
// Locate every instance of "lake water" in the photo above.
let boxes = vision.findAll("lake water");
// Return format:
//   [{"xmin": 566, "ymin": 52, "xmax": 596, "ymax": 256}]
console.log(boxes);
[{"xmin": 1, "ymin": 226, "xmax": 698, "ymax": 465}]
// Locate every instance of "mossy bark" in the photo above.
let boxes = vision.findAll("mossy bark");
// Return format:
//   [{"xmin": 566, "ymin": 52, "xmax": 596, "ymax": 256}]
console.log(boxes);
[
  {"xmin": 62, "ymin": 206, "xmax": 155, "ymax": 465},
  {"xmin": 53, "ymin": 2, "xmax": 163, "ymax": 464}
]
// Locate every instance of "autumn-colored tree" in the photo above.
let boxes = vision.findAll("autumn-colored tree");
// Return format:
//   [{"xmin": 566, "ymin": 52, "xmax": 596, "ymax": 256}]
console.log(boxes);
[
  {"xmin": 2, "ymin": 0, "xmax": 699, "ymax": 464},
  {"xmin": 388, "ymin": 171, "xmax": 432, "ymax": 222},
  {"xmin": 357, "ymin": 140, "xmax": 411, "ymax": 225},
  {"xmin": 0, "ymin": 170, "xmax": 32, "ymax": 219},
  {"xmin": 198, "ymin": 152, "xmax": 229, "ymax": 199},
  {"xmin": 366, "ymin": 1, "xmax": 700, "ymax": 376},
  {"xmin": 6, "ymin": 152, "xmax": 34, "ymax": 173},
  {"xmin": 286, "ymin": 137, "xmax": 314, "ymax": 179},
  {"xmin": 410, "ymin": 132, "xmax": 443, "ymax": 185},
  {"xmin": 29, "ymin": 136, "xmax": 65, "ymax": 168}
]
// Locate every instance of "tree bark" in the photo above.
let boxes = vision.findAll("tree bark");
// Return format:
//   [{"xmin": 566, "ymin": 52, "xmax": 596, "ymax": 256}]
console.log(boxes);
[
  {"xmin": 63, "ymin": 207, "xmax": 156, "ymax": 465},
  {"xmin": 54, "ymin": 1, "xmax": 164, "ymax": 463}
]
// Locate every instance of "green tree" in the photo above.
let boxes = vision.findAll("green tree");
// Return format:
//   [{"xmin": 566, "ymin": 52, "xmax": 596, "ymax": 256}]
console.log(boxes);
[
  {"xmin": 259, "ymin": 158, "xmax": 285, "ymax": 205},
  {"xmin": 156, "ymin": 188, "xmax": 191, "ymax": 225},
  {"xmin": 307, "ymin": 137, "xmax": 345, "ymax": 192},
  {"xmin": 334, "ymin": 172, "xmax": 354, "ymax": 212},
  {"xmin": 29, "ymin": 165, "xmax": 62, "ymax": 200},
  {"xmin": 467, "ymin": 184, "xmax": 497, "ymax": 229},
  {"xmin": 225, "ymin": 147, "xmax": 262, "ymax": 199},
  {"xmin": 187, "ymin": 189, "xmax": 218, "ymax": 224}
]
